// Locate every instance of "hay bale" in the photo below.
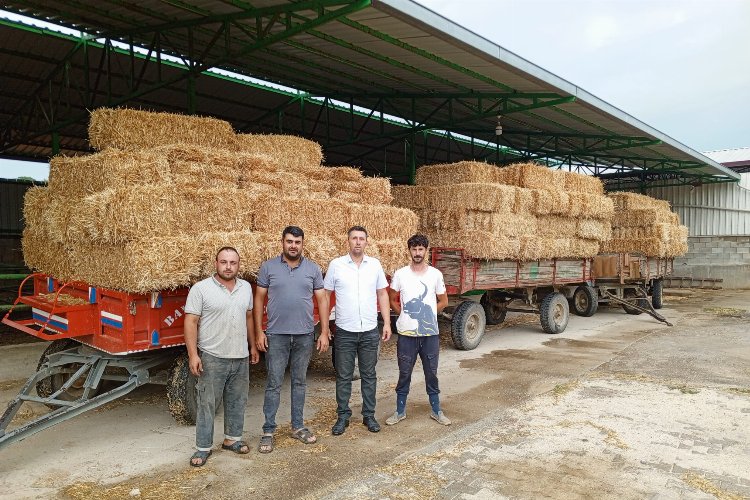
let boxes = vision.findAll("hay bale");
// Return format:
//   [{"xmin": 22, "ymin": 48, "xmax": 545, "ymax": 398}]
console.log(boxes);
[
  {"xmin": 253, "ymin": 197, "xmax": 349, "ymax": 236},
  {"xmin": 48, "ymin": 150, "xmax": 171, "ymax": 198},
  {"xmin": 22, "ymin": 186, "xmax": 49, "ymax": 228},
  {"xmin": 415, "ymin": 161, "xmax": 502, "ymax": 186},
  {"xmin": 72, "ymin": 185, "xmax": 263, "ymax": 244},
  {"xmin": 537, "ymin": 216, "xmax": 577, "ymax": 237},
  {"xmin": 89, "ymin": 108, "xmax": 236, "ymax": 151},
  {"xmin": 568, "ymin": 238, "xmax": 601, "ymax": 258},
  {"xmin": 369, "ymin": 239, "xmax": 410, "ymax": 275},
  {"xmin": 427, "ymin": 230, "xmax": 521, "ymax": 260},
  {"xmin": 22, "ymin": 227, "xmax": 75, "ymax": 282},
  {"xmin": 195, "ymin": 231, "xmax": 265, "ymax": 281},
  {"xmin": 530, "ymin": 189, "xmax": 571, "ymax": 216},
  {"xmin": 392, "ymin": 186, "xmax": 421, "ymax": 209},
  {"xmin": 608, "ymin": 192, "xmax": 671, "ymax": 212},
  {"xmin": 576, "ymin": 219, "xmax": 612, "ymax": 241},
  {"xmin": 569, "ymin": 193, "xmax": 615, "ymax": 220},
  {"xmin": 327, "ymin": 166, "xmax": 364, "ymax": 182},
  {"xmin": 497, "ymin": 162, "xmax": 555, "ymax": 190},
  {"xmin": 600, "ymin": 238, "xmax": 666, "ymax": 257},
  {"xmin": 514, "ymin": 187, "xmax": 534, "ymax": 214},
  {"xmin": 347, "ymin": 204, "xmax": 418, "ymax": 241},
  {"xmin": 612, "ymin": 209, "xmax": 673, "ymax": 227},
  {"xmin": 408, "ymin": 184, "xmax": 516, "ymax": 212},
  {"xmin": 555, "ymin": 170, "xmax": 604, "ymax": 194},
  {"xmin": 234, "ymin": 133, "xmax": 323, "ymax": 169},
  {"xmin": 360, "ymin": 177, "xmax": 393, "ymax": 205}
]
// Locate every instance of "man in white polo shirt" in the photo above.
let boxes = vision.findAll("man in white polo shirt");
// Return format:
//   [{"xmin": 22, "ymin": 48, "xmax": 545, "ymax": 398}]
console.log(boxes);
[
  {"xmin": 184, "ymin": 246, "xmax": 259, "ymax": 467},
  {"xmin": 325, "ymin": 225, "xmax": 391, "ymax": 435}
]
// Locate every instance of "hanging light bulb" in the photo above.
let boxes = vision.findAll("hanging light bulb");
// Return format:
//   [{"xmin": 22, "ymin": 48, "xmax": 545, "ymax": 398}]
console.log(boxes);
[{"xmin": 495, "ymin": 115, "xmax": 503, "ymax": 136}]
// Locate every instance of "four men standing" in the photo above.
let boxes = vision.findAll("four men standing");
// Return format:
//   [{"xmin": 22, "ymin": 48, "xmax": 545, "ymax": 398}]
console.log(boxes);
[{"xmin": 184, "ymin": 230, "xmax": 449, "ymax": 465}]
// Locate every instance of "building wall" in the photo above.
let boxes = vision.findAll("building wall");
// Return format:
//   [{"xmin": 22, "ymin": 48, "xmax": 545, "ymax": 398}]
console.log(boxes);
[
  {"xmin": 0, "ymin": 179, "xmax": 35, "ymax": 266},
  {"xmin": 674, "ymin": 236, "xmax": 750, "ymax": 289}
]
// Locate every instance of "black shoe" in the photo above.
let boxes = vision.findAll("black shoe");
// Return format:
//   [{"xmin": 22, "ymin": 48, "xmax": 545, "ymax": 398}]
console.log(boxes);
[
  {"xmin": 363, "ymin": 416, "xmax": 381, "ymax": 433},
  {"xmin": 331, "ymin": 417, "xmax": 350, "ymax": 436}
]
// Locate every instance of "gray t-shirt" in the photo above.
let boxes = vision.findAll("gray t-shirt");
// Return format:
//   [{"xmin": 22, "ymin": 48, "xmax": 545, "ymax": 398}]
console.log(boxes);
[
  {"xmin": 184, "ymin": 276, "xmax": 253, "ymax": 358},
  {"xmin": 257, "ymin": 255, "xmax": 324, "ymax": 335}
]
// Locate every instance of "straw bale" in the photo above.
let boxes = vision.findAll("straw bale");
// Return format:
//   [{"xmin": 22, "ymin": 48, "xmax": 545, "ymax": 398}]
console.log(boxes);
[
  {"xmin": 555, "ymin": 170, "xmax": 604, "ymax": 194},
  {"xmin": 409, "ymin": 184, "xmax": 516, "ymax": 212},
  {"xmin": 195, "ymin": 231, "xmax": 265, "ymax": 280},
  {"xmin": 417, "ymin": 209, "xmax": 537, "ymax": 237},
  {"xmin": 369, "ymin": 239, "xmax": 410, "ymax": 275},
  {"xmin": 331, "ymin": 191, "xmax": 362, "ymax": 203},
  {"xmin": 530, "ymin": 189, "xmax": 570, "ymax": 216},
  {"xmin": 608, "ymin": 192, "xmax": 670, "ymax": 212},
  {"xmin": 73, "ymin": 185, "xmax": 262, "ymax": 244},
  {"xmin": 89, "ymin": 108, "xmax": 236, "ymax": 151},
  {"xmin": 346, "ymin": 204, "xmax": 418, "ymax": 241},
  {"xmin": 600, "ymin": 238, "xmax": 666, "ymax": 257},
  {"xmin": 48, "ymin": 149, "xmax": 170, "ymax": 198},
  {"xmin": 497, "ymin": 162, "xmax": 555, "ymax": 190},
  {"xmin": 415, "ymin": 161, "xmax": 502, "ymax": 186},
  {"xmin": 518, "ymin": 237, "xmax": 600, "ymax": 260},
  {"xmin": 567, "ymin": 238, "xmax": 601, "ymax": 258},
  {"xmin": 22, "ymin": 227, "xmax": 75, "ymax": 282},
  {"xmin": 234, "ymin": 133, "xmax": 323, "ymax": 169},
  {"xmin": 427, "ymin": 230, "xmax": 521, "ymax": 261},
  {"xmin": 514, "ymin": 187, "xmax": 534, "ymax": 214},
  {"xmin": 237, "ymin": 169, "xmax": 331, "ymax": 195},
  {"xmin": 612, "ymin": 209, "xmax": 673, "ymax": 227},
  {"xmin": 536, "ymin": 216, "xmax": 577, "ymax": 237},
  {"xmin": 359, "ymin": 177, "xmax": 393, "ymax": 205},
  {"xmin": 22, "ymin": 186, "xmax": 49, "ymax": 228},
  {"xmin": 669, "ymin": 212, "xmax": 680, "ymax": 224},
  {"xmin": 392, "ymin": 186, "xmax": 421, "ymax": 209},
  {"xmin": 327, "ymin": 166, "xmax": 364, "ymax": 182},
  {"xmin": 568, "ymin": 193, "xmax": 615, "ymax": 220},
  {"xmin": 254, "ymin": 197, "xmax": 349, "ymax": 236},
  {"xmin": 576, "ymin": 218, "xmax": 612, "ymax": 241}
]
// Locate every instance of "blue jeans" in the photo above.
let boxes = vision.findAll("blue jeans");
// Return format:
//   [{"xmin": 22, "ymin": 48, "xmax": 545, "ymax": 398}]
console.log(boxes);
[
  {"xmin": 334, "ymin": 326, "xmax": 380, "ymax": 419},
  {"xmin": 195, "ymin": 351, "xmax": 249, "ymax": 451},
  {"xmin": 395, "ymin": 334, "xmax": 440, "ymax": 400},
  {"xmin": 262, "ymin": 333, "xmax": 314, "ymax": 434}
]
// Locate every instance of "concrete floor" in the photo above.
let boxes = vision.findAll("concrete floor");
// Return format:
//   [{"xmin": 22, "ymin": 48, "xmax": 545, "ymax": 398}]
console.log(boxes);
[{"xmin": 0, "ymin": 288, "xmax": 748, "ymax": 499}]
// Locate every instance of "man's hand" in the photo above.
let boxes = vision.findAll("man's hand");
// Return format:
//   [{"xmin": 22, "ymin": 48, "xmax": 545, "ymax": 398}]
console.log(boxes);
[
  {"xmin": 316, "ymin": 325, "xmax": 331, "ymax": 353},
  {"xmin": 189, "ymin": 354, "xmax": 203, "ymax": 377},
  {"xmin": 250, "ymin": 346, "xmax": 260, "ymax": 364},
  {"xmin": 381, "ymin": 322, "xmax": 392, "ymax": 342},
  {"xmin": 256, "ymin": 331, "xmax": 268, "ymax": 353}
]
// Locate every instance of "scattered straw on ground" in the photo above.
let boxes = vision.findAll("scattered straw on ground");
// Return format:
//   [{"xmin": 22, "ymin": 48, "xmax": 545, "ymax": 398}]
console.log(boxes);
[{"xmin": 682, "ymin": 472, "xmax": 744, "ymax": 500}]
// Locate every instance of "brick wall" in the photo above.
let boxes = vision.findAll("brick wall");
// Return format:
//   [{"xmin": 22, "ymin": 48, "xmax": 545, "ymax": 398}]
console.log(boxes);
[{"xmin": 672, "ymin": 236, "xmax": 750, "ymax": 288}]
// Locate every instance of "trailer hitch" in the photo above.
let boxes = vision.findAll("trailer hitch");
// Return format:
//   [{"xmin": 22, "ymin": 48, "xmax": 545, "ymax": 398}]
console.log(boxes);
[{"xmin": 601, "ymin": 288, "xmax": 673, "ymax": 327}]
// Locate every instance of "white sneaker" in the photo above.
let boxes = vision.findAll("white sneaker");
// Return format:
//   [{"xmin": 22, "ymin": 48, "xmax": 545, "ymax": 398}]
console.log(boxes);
[
  {"xmin": 385, "ymin": 411, "xmax": 407, "ymax": 425},
  {"xmin": 430, "ymin": 410, "xmax": 452, "ymax": 426}
]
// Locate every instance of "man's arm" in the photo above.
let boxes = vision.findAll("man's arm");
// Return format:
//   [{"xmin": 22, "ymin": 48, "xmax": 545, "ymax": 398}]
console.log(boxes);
[
  {"xmin": 436, "ymin": 292, "xmax": 449, "ymax": 313},
  {"xmin": 388, "ymin": 288, "xmax": 401, "ymax": 315},
  {"xmin": 377, "ymin": 287, "xmax": 391, "ymax": 341},
  {"xmin": 246, "ymin": 309, "xmax": 259, "ymax": 364},
  {"xmin": 253, "ymin": 286, "xmax": 269, "ymax": 353},
  {"xmin": 314, "ymin": 288, "xmax": 330, "ymax": 353},
  {"xmin": 184, "ymin": 313, "xmax": 202, "ymax": 376}
]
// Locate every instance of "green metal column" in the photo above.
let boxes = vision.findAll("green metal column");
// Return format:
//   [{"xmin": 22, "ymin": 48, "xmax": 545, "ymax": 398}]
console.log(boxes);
[
  {"xmin": 51, "ymin": 132, "xmax": 60, "ymax": 155},
  {"xmin": 407, "ymin": 134, "xmax": 417, "ymax": 185},
  {"xmin": 187, "ymin": 75, "xmax": 196, "ymax": 115}
]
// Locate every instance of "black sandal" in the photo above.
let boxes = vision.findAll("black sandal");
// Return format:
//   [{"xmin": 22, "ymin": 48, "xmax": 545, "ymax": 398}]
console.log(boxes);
[
  {"xmin": 189, "ymin": 450, "xmax": 212, "ymax": 467},
  {"xmin": 258, "ymin": 434, "xmax": 274, "ymax": 453},
  {"xmin": 221, "ymin": 440, "xmax": 250, "ymax": 454}
]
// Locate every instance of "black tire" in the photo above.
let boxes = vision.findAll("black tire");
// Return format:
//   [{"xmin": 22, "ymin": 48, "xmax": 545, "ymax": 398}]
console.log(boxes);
[
  {"xmin": 622, "ymin": 290, "xmax": 648, "ymax": 315},
  {"xmin": 481, "ymin": 293, "xmax": 507, "ymax": 325},
  {"xmin": 451, "ymin": 301, "xmax": 486, "ymax": 350},
  {"xmin": 571, "ymin": 285, "xmax": 598, "ymax": 317},
  {"xmin": 539, "ymin": 292, "xmax": 569, "ymax": 334},
  {"xmin": 651, "ymin": 279, "xmax": 663, "ymax": 309},
  {"xmin": 166, "ymin": 351, "xmax": 198, "ymax": 425},
  {"xmin": 35, "ymin": 339, "xmax": 101, "ymax": 405}
]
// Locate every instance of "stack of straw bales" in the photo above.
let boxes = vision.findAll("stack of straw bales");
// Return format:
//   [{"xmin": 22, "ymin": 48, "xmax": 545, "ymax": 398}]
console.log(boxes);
[
  {"xmin": 601, "ymin": 192, "xmax": 688, "ymax": 257},
  {"xmin": 393, "ymin": 161, "xmax": 614, "ymax": 260},
  {"xmin": 23, "ymin": 108, "xmax": 415, "ymax": 292}
]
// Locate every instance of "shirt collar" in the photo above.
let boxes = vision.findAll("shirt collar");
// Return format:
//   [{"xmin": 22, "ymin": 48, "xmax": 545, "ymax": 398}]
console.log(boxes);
[
  {"xmin": 211, "ymin": 274, "xmax": 241, "ymax": 290},
  {"xmin": 346, "ymin": 253, "xmax": 370, "ymax": 264},
  {"xmin": 280, "ymin": 254, "xmax": 305, "ymax": 265}
]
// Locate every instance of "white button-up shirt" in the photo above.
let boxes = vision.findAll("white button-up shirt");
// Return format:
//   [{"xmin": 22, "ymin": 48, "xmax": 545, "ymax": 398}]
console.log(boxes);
[{"xmin": 324, "ymin": 254, "xmax": 388, "ymax": 332}]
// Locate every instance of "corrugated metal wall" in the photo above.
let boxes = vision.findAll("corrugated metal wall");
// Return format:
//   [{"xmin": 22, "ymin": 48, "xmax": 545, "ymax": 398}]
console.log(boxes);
[
  {"xmin": 0, "ymin": 179, "xmax": 34, "ymax": 235},
  {"xmin": 647, "ymin": 173, "xmax": 750, "ymax": 236}
]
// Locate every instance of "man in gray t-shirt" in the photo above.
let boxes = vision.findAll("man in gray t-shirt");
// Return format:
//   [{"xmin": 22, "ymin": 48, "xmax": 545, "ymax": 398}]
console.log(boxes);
[
  {"xmin": 184, "ymin": 247, "xmax": 259, "ymax": 467},
  {"xmin": 254, "ymin": 226, "xmax": 330, "ymax": 453}
]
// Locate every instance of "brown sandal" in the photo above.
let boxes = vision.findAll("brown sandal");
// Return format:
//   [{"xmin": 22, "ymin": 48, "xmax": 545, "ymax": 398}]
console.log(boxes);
[{"xmin": 291, "ymin": 427, "xmax": 317, "ymax": 444}]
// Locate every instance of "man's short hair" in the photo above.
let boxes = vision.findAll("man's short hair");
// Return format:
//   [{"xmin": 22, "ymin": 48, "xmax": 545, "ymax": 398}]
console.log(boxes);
[
  {"xmin": 407, "ymin": 234, "xmax": 429, "ymax": 249},
  {"xmin": 282, "ymin": 225, "xmax": 305, "ymax": 240},
  {"xmin": 216, "ymin": 246, "xmax": 240, "ymax": 260},
  {"xmin": 347, "ymin": 225, "xmax": 368, "ymax": 238}
]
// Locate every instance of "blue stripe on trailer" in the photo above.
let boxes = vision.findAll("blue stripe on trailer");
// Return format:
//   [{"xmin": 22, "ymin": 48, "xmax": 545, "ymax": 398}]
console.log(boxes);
[
  {"xmin": 32, "ymin": 313, "xmax": 68, "ymax": 331},
  {"xmin": 47, "ymin": 278, "xmax": 54, "ymax": 293},
  {"xmin": 151, "ymin": 330, "xmax": 160, "ymax": 345},
  {"xmin": 88, "ymin": 287, "xmax": 97, "ymax": 303},
  {"xmin": 100, "ymin": 317, "xmax": 123, "ymax": 329},
  {"xmin": 150, "ymin": 292, "xmax": 162, "ymax": 308}
]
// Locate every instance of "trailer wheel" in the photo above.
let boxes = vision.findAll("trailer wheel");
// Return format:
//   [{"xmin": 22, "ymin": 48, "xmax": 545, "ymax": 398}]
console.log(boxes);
[
  {"xmin": 651, "ymin": 279, "xmax": 664, "ymax": 309},
  {"xmin": 540, "ymin": 292, "xmax": 569, "ymax": 334},
  {"xmin": 36, "ymin": 339, "xmax": 102, "ymax": 405},
  {"xmin": 571, "ymin": 285, "xmax": 598, "ymax": 317},
  {"xmin": 166, "ymin": 351, "xmax": 198, "ymax": 425},
  {"xmin": 622, "ymin": 290, "xmax": 648, "ymax": 315},
  {"xmin": 451, "ymin": 301, "xmax": 486, "ymax": 350},
  {"xmin": 481, "ymin": 293, "xmax": 507, "ymax": 325}
]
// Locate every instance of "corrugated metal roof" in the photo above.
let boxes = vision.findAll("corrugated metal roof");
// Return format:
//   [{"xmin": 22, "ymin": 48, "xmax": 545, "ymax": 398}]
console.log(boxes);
[
  {"xmin": 0, "ymin": 0, "xmax": 740, "ymax": 187},
  {"xmin": 704, "ymin": 148, "xmax": 750, "ymax": 167}
]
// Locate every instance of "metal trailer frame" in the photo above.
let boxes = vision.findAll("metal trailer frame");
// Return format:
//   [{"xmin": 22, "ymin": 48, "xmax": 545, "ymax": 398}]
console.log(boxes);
[{"xmin": 431, "ymin": 247, "xmax": 594, "ymax": 350}]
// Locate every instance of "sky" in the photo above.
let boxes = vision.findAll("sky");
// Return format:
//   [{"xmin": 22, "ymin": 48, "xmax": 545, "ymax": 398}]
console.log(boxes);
[{"xmin": 2, "ymin": 0, "xmax": 749, "ymax": 181}]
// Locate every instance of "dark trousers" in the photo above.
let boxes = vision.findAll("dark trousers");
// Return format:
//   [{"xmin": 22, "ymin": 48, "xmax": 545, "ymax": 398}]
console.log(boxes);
[
  {"xmin": 395, "ymin": 334, "xmax": 440, "ymax": 399},
  {"xmin": 333, "ymin": 326, "xmax": 380, "ymax": 418}
]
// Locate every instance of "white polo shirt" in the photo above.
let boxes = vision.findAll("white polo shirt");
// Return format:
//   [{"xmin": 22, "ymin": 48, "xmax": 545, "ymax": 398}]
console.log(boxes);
[{"xmin": 324, "ymin": 254, "xmax": 388, "ymax": 332}]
